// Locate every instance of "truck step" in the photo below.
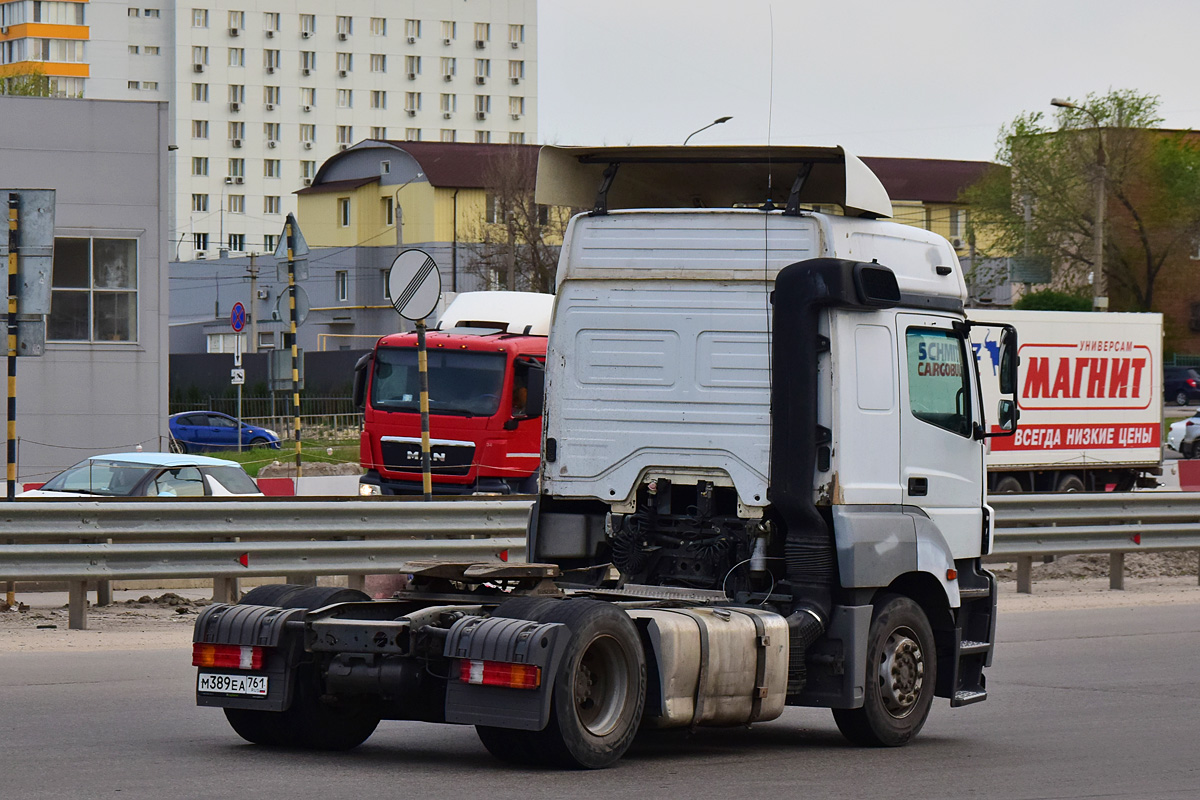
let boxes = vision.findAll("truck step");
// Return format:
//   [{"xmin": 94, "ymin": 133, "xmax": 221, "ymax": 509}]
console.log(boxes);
[
  {"xmin": 952, "ymin": 689, "xmax": 988, "ymax": 707},
  {"xmin": 957, "ymin": 586, "xmax": 992, "ymax": 600},
  {"xmin": 959, "ymin": 640, "xmax": 991, "ymax": 656}
]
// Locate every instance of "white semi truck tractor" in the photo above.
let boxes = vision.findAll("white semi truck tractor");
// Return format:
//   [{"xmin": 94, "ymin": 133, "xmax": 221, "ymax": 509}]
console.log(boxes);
[{"xmin": 191, "ymin": 145, "xmax": 1019, "ymax": 769}]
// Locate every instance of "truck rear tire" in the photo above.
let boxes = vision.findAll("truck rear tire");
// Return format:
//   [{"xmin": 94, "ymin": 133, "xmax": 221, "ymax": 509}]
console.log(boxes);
[
  {"xmin": 832, "ymin": 594, "xmax": 936, "ymax": 747},
  {"xmin": 476, "ymin": 598, "xmax": 646, "ymax": 769},
  {"xmin": 993, "ymin": 476, "xmax": 1022, "ymax": 493},
  {"xmin": 223, "ymin": 586, "xmax": 378, "ymax": 750},
  {"xmin": 1055, "ymin": 474, "xmax": 1085, "ymax": 493}
]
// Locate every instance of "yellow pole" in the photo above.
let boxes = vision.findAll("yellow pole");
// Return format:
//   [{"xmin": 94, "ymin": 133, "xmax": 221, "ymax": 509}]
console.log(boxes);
[
  {"xmin": 416, "ymin": 319, "xmax": 432, "ymax": 500},
  {"xmin": 287, "ymin": 220, "xmax": 301, "ymax": 480},
  {"xmin": 7, "ymin": 193, "xmax": 18, "ymax": 607}
]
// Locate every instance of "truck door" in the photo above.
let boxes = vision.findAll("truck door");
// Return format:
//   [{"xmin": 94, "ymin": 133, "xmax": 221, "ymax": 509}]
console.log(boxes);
[{"xmin": 897, "ymin": 313, "xmax": 984, "ymax": 557}]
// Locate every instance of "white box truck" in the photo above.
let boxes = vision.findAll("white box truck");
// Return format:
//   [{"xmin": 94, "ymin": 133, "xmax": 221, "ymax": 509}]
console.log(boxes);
[
  {"xmin": 190, "ymin": 145, "xmax": 1018, "ymax": 768},
  {"xmin": 971, "ymin": 310, "xmax": 1162, "ymax": 493}
]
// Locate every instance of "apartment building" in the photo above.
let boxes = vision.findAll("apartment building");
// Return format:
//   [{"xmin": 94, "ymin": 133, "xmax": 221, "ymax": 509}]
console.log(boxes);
[{"xmin": 0, "ymin": 0, "xmax": 537, "ymax": 261}]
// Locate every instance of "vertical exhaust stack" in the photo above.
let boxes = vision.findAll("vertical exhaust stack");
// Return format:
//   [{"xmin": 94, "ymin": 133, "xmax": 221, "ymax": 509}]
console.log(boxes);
[{"xmin": 769, "ymin": 259, "xmax": 900, "ymax": 693}]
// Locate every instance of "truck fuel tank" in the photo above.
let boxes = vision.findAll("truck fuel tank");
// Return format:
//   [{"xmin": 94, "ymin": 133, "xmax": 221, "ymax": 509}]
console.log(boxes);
[{"xmin": 629, "ymin": 607, "xmax": 789, "ymax": 728}]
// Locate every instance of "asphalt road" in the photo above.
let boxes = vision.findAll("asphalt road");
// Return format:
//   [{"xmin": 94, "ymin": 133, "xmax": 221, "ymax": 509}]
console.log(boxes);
[{"xmin": 3, "ymin": 603, "xmax": 1199, "ymax": 800}]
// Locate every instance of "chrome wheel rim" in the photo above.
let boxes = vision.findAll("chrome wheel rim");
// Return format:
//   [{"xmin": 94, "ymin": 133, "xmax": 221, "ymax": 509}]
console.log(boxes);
[{"xmin": 877, "ymin": 626, "xmax": 925, "ymax": 718}]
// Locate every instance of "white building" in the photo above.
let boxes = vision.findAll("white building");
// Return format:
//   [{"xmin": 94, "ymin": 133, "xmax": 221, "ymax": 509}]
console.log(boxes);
[{"xmin": 1, "ymin": 0, "xmax": 537, "ymax": 261}]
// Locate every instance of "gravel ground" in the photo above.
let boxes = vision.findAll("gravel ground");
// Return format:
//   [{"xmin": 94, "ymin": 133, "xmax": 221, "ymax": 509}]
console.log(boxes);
[{"xmin": 3, "ymin": 570, "xmax": 1200, "ymax": 653}]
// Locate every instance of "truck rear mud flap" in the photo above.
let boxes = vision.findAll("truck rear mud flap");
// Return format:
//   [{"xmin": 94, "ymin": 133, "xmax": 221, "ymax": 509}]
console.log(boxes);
[
  {"xmin": 443, "ymin": 615, "xmax": 570, "ymax": 731},
  {"xmin": 193, "ymin": 603, "xmax": 305, "ymax": 712}
]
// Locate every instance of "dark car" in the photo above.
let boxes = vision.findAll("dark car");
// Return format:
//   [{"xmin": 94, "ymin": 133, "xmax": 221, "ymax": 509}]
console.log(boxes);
[
  {"xmin": 1164, "ymin": 366, "xmax": 1200, "ymax": 406},
  {"xmin": 169, "ymin": 411, "xmax": 282, "ymax": 453}
]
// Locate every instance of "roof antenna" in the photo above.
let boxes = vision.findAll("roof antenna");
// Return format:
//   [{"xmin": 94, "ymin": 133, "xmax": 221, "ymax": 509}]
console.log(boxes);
[{"xmin": 760, "ymin": 3, "xmax": 777, "ymax": 212}]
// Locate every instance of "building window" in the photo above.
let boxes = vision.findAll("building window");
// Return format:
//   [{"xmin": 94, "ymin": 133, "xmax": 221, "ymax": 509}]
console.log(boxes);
[
  {"xmin": 192, "ymin": 45, "xmax": 208, "ymax": 65},
  {"xmin": 263, "ymin": 49, "xmax": 280, "ymax": 69},
  {"xmin": 299, "ymin": 13, "xmax": 314, "ymax": 35},
  {"xmin": 145, "ymin": 8, "xmax": 160, "ymax": 18},
  {"xmin": 263, "ymin": 122, "xmax": 280, "ymax": 141},
  {"xmin": 207, "ymin": 332, "xmax": 244, "ymax": 353},
  {"xmin": 475, "ymin": 130, "xmax": 491, "ymax": 144},
  {"xmin": 264, "ymin": 159, "xmax": 280, "ymax": 178},
  {"xmin": 337, "ymin": 15, "xmax": 352, "ymax": 35},
  {"xmin": 128, "ymin": 45, "xmax": 139, "ymax": 54},
  {"xmin": 370, "ymin": 17, "xmax": 385, "ymax": 36},
  {"xmin": 228, "ymin": 121, "xmax": 244, "ymax": 139},
  {"xmin": 228, "ymin": 195, "xmax": 244, "ymax": 213},
  {"xmin": 263, "ymin": 11, "xmax": 279, "ymax": 32},
  {"xmin": 475, "ymin": 58, "xmax": 490, "ymax": 80},
  {"xmin": 192, "ymin": 120, "xmax": 208, "ymax": 138},
  {"xmin": 337, "ymin": 52, "xmax": 352, "ymax": 72},
  {"xmin": 192, "ymin": 82, "xmax": 208, "ymax": 101},
  {"xmin": 337, "ymin": 125, "xmax": 353, "ymax": 145},
  {"xmin": 474, "ymin": 94, "xmax": 490, "ymax": 115},
  {"xmin": 128, "ymin": 7, "xmax": 139, "ymax": 16},
  {"xmin": 228, "ymin": 157, "xmax": 244, "ymax": 178},
  {"xmin": 509, "ymin": 24, "xmax": 524, "ymax": 45},
  {"xmin": 441, "ymin": 20, "xmax": 456, "ymax": 41},
  {"xmin": 337, "ymin": 88, "xmax": 352, "ymax": 108},
  {"xmin": 264, "ymin": 85, "xmax": 280, "ymax": 105},
  {"xmin": 441, "ymin": 57, "xmax": 456, "ymax": 79},
  {"xmin": 192, "ymin": 156, "xmax": 208, "ymax": 176},
  {"xmin": 509, "ymin": 96, "xmax": 524, "ymax": 117},
  {"xmin": 383, "ymin": 196, "xmax": 394, "ymax": 226},
  {"xmin": 264, "ymin": 196, "xmax": 281, "ymax": 214},
  {"xmin": 509, "ymin": 60, "xmax": 524, "ymax": 82},
  {"xmin": 301, "ymin": 50, "xmax": 316, "ymax": 71},
  {"xmin": 191, "ymin": 193, "xmax": 208, "ymax": 212},
  {"xmin": 145, "ymin": 45, "xmax": 159, "ymax": 55},
  {"xmin": 336, "ymin": 271, "xmax": 348, "ymax": 301},
  {"xmin": 440, "ymin": 93, "xmax": 456, "ymax": 113},
  {"xmin": 370, "ymin": 90, "xmax": 385, "ymax": 109},
  {"xmin": 299, "ymin": 123, "xmax": 315, "ymax": 143},
  {"xmin": 228, "ymin": 84, "xmax": 244, "ymax": 104},
  {"xmin": 228, "ymin": 10, "xmax": 243, "ymax": 30},
  {"xmin": 143, "ymin": 80, "xmax": 158, "ymax": 90},
  {"xmin": 405, "ymin": 19, "xmax": 420, "ymax": 39},
  {"xmin": 509, "ymin": 132, "xmax": 525, "ymax": 144},
  {"xmin": 193, "ymin": 232, "xmax": 208, "ymax": 251},
  {"xmin": 370, "ymin": 53, "xmax": 386, "ymax": 73},
  {"xmin": 128, "ymin": 80, "xmax": 140, "ymax": 90},
  {"xmin": 228, "ymin": 233, "xmax": 245, "ymax": 251},
  {"xmin": 405, "ymin": 55, "xmax": 421, "ymax": 77},
  {"xmin": 192, "ymin": 8, "xmax": 207, "ymax": 28},
  {"xmin": 257, "ymin": 331, "xmax": 275, "ymax": 349},
  {"xmin": 474, "ymin": 22, "xmax": 490, "ymax": 43},
  {"xmin": 370, "ymin": 126, "xmax": 387, "ymax": 139},
  {"xmin": 264, "ymin": 234, "xmax": 277, "ymax": 252},
  {"xmin": 228, "ymin": 47, "xmax": 244, "ymax": 67},
  {"xmin": 48, "ymin": 238, "xmax": 139, "ymax": 342},
  {"xmin": 301, "ymin": 160, "xmax": 316, "ymax": 179},
  {"xmin": 337, "ymin": 198, "xmax": 350, "ymax": 227},
  {"xmin": 404, "ymin": 92, "xmax": 420, "ymax": 113},
  {"xmin": 405, "ymin": 128, "xmax": 421, "ymax": 141},
  {"xmin": 441, "ymin": 129, "xmax": 456, "ymax": 142}
]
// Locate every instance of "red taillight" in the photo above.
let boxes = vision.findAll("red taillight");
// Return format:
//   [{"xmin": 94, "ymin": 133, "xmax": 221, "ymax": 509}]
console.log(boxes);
[
  {"xmin": 1188, "ymin": 379, "xmax": 1197, "ymax": 388},
  {"xmin": 192, "ymin": 643, "xmax": 266, "ymax": 670},
  {"xmin": 458, "ymin": 658, "xmax": 541, "ymax": 690},
  {"xmin": 1188, "ymin": 421, "xmax": 1196, "ymax": 427}
]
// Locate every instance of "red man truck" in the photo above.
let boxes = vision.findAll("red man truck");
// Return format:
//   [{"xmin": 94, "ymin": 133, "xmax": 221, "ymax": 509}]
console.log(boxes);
[{"xmin": 354, "ymin": 291, "xmax": 552, "ymax": 496}]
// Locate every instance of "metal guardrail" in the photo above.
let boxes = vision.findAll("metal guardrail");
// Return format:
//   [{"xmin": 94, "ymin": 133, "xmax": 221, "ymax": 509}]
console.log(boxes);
[{"xmin": 4, "ymin": 493, "xmax": 1199, "ymax": 629}]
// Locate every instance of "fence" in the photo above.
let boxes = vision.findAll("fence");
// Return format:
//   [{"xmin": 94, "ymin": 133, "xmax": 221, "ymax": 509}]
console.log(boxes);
[
  {"xmin": 169, "ymin": 396, "xmax": 360, "ymax": 435},
  {"xmin": 5, "ymin": 493, "xmax": 1200, "ymax": 629}
]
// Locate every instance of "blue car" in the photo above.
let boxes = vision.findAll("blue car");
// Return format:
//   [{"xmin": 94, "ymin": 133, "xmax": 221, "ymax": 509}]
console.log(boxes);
[{"xmin": 168, "ymin": 411, "xmax": 281, "ymax": 453}]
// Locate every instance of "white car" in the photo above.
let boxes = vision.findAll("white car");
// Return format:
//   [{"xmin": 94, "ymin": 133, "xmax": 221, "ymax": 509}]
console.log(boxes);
[
  {"xmin": 19, "ymin": 452, "xmax": 263, "ymax": 498},
  {"xmin": 1167, "ymin": 415, "xmax": 1200, "ymax": 459}
]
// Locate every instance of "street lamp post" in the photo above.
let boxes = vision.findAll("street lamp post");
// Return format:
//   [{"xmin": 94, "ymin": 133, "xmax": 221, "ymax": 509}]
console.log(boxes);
[
  {"xmin": 1051, "ymin": 98, "xmax": 1107, "ymax": 311},
  {"xmin": 683, "ymin": 116, "xmax": 732, "ymax": 145}
]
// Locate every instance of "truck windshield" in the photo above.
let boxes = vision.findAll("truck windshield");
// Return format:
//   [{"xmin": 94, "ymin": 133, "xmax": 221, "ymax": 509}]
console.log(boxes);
[{"xmin": 371, "ymin": 347, "xmax": 507, "ymax": 417}]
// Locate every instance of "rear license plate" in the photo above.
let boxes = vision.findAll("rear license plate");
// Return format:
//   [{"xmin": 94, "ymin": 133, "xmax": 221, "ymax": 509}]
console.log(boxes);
[{"xmin": 197, "ymin": 672, "xmax": 268, "ymax": 696}]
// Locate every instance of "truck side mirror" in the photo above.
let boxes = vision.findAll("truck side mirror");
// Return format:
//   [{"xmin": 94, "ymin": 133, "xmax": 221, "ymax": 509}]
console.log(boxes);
[
  {"xmin": 996, "ymin": 399, "xmax": 1018, "ymax": 431},
  {"xmin": 998, "ymin": 326, "xmax": 1018, "ymax": 395},
  {"xmin": 523, "ymin": 362, "xmax": 545, "ymax": 420},
  {"xmin": 352, "ymin": 353, "xmax": 372, "ymax": 410}
]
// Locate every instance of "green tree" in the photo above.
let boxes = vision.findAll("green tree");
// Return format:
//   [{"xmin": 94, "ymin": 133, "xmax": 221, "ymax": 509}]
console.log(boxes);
[
  {"xmin": 1012, "ymin": 289, "xmax": 1093, "ymax": 312},
  {"xmin": 0, "ymin": 65, "xmax": 55, "ymax": 97},
  {"xmin": 964, "ymin": 89, "xmax": 1200, "ymax": 311}
]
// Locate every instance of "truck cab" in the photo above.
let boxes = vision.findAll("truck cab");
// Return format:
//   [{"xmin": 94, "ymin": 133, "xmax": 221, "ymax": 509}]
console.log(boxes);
[{"xmin": 356, "ymin": 292, "xmax": 551, "ymax": 495}]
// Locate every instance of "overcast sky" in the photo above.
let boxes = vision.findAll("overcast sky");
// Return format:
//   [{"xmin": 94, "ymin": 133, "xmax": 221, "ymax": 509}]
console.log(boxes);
[{"xmin": 536, "ymin": 0, "xmax": 1200, "ymax": 163}]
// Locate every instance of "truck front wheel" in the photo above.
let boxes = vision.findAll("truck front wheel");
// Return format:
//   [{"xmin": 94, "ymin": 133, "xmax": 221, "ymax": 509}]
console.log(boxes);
[
  {"xmin": 476, "ymin": 598, "xmax": 646, "ymax": 769},
  {"xmin": 832, "ymin": 594, "xmax": 936, "ymax": 747}
]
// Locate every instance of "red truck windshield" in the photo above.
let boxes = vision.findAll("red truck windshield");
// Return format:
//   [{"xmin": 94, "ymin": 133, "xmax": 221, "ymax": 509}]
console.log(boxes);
[{"xmin": 370, "ymin": 347, "xmax": 507, "ymax": 417}]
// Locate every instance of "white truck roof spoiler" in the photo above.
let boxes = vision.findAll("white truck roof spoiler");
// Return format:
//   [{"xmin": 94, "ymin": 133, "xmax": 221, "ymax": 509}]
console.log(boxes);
[{"xmin": 535, "ymin": 144, "xmax": 893, "ymax": 219}]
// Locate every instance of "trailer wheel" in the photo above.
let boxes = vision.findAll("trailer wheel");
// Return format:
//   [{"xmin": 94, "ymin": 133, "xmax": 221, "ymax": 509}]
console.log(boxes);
[
  {"xmin": 833, "ymin": 594, "xmax": 936, "ymax": 747},
  {"xmin": 476, "ymin": 598, "xmax": 646, "ymax": 769},
  {"xmin": 993, "ymin": 476, "xmax": 1022, "ymax": 493},
  {"xmin": 1055, "ymin": 474, "xmax": 1085, "ymax": 493}
]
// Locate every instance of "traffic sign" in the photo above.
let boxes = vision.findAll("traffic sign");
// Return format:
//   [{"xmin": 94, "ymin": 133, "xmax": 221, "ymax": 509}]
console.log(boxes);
[
  {"xmin": 274, "ymin": 285, "xmax": 310, "ymax": 326},
  {"xmin": 273, "ymin": 212, "xmax": 310, "ymax": 281},
  {"xmin": 230, "ymin": 368, "xmax": 245, "ymax": 385},
  {"xmin": 387, "ymin": 249, "xmax": 442, "ymax": 321},
  {"xmin": 231, "ymin": 302, "xmax": 246, "ymax": 332}
]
